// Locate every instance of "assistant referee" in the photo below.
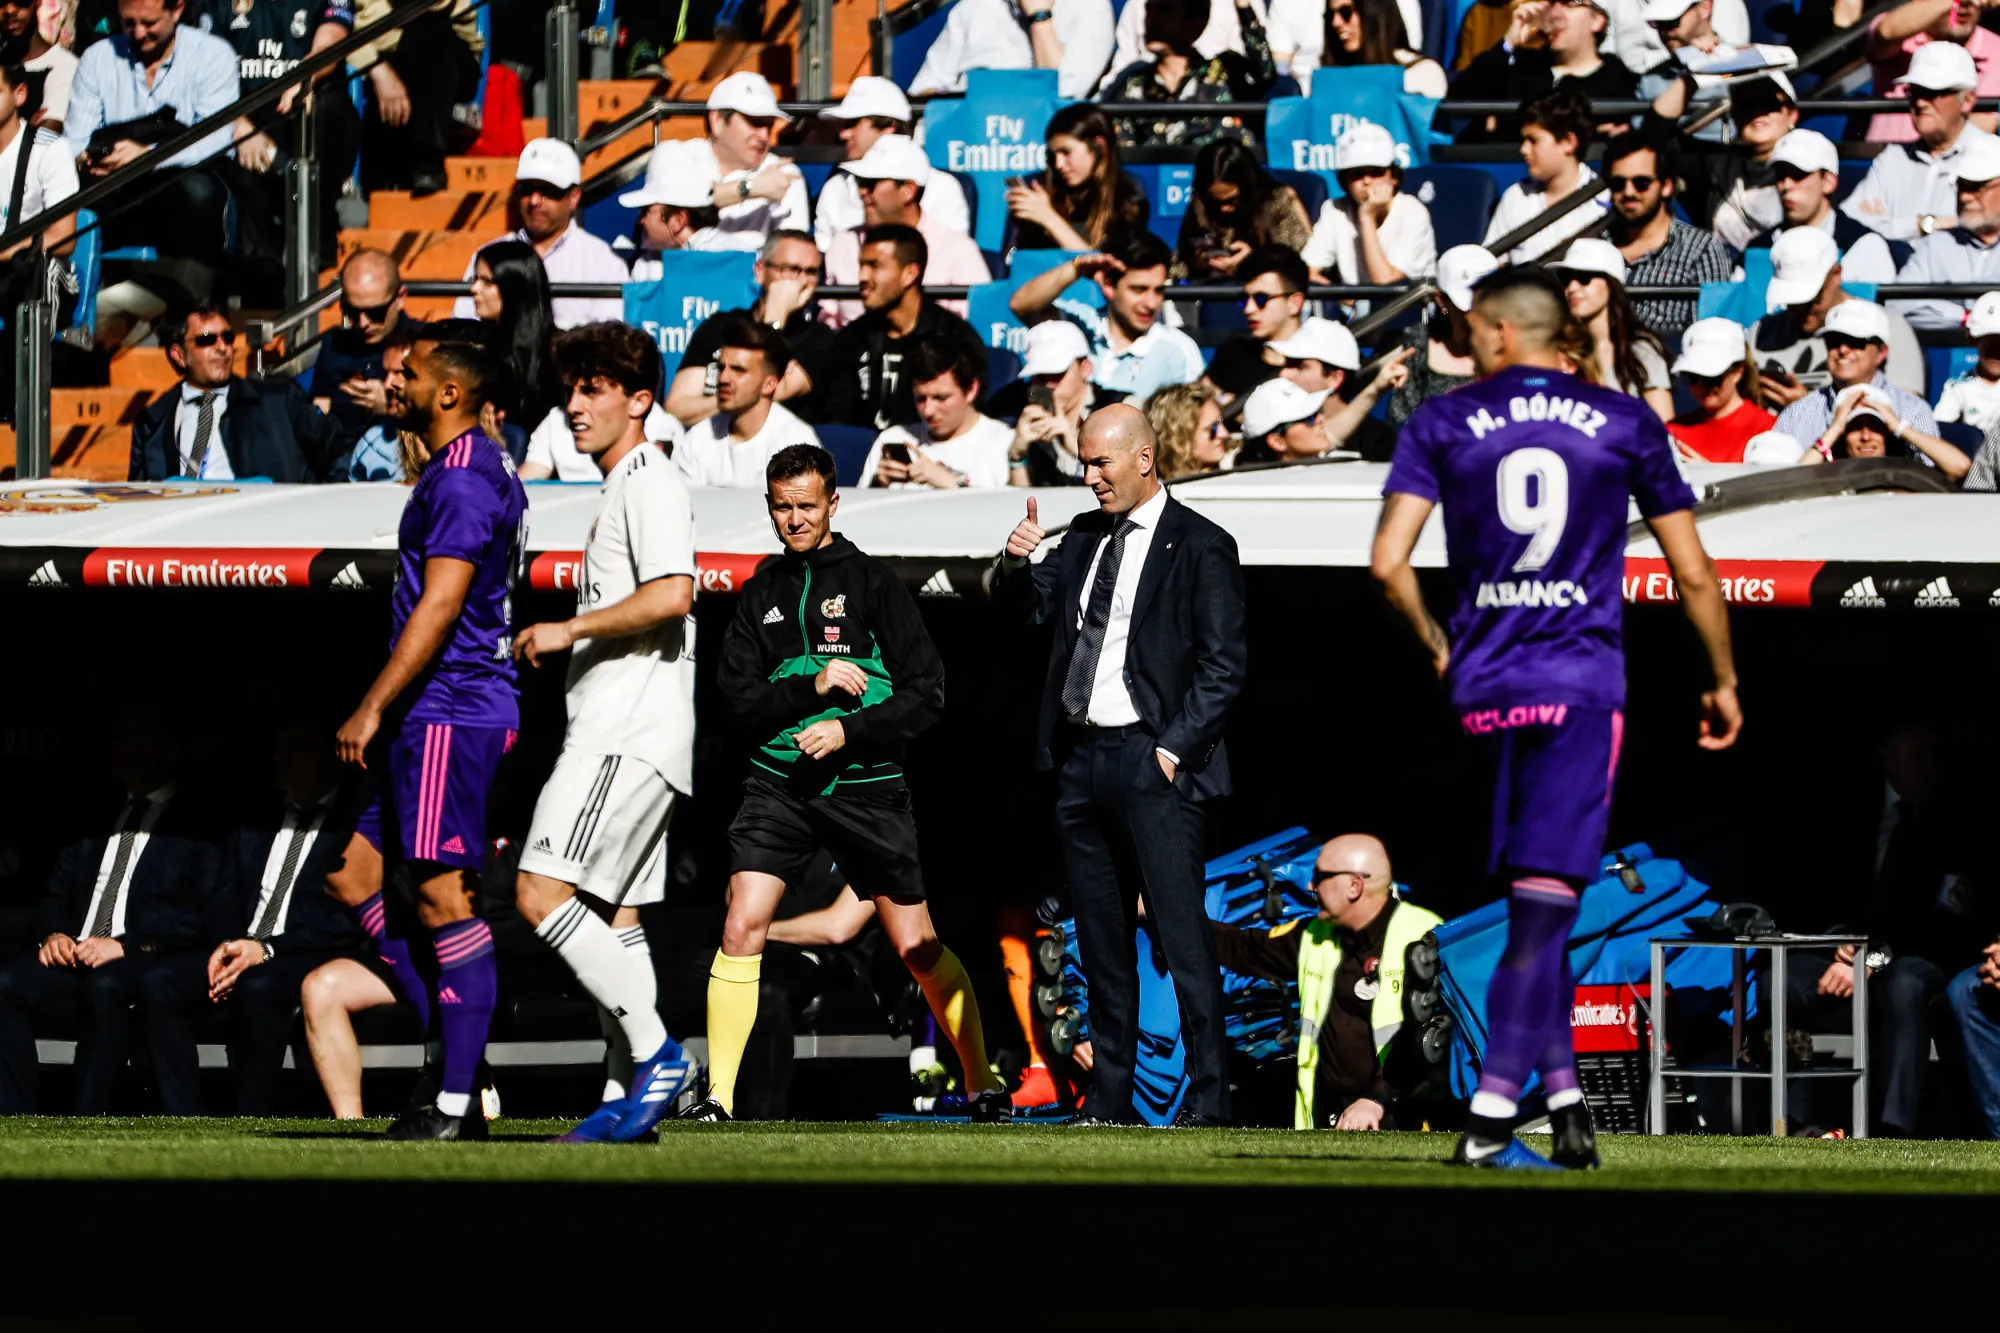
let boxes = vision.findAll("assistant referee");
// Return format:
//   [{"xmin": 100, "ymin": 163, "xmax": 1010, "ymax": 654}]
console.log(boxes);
[{"xmin": 684, "ymin": 444, "xmax": 1011, "ymax": 1123}]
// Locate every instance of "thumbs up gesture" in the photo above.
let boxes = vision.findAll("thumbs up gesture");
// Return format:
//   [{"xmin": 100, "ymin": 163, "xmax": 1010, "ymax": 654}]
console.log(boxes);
[{"xmin": 1006, "ymin": 496, "xmax": 1045, "ymax": 560}]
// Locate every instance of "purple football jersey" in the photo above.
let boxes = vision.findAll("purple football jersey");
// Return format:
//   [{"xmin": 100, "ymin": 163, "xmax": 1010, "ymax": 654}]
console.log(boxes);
[
  {"xmin": 1383, "ymin": 364, "xmax": 1696, "ymax": 712},
  {"xmin": 390, "ymin": 428, "xmax": 530, "ymax": 727}
]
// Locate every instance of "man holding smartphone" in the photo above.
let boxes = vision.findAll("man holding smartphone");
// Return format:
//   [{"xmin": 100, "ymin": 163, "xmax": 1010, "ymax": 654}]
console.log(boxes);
[
  {"xmin": 862, "ymin": 338, "xmax": 1012, "ymax": 488},
  {"xmin": 1009, "ymin": 321, "xmax": 1096, "ymax": 486}
]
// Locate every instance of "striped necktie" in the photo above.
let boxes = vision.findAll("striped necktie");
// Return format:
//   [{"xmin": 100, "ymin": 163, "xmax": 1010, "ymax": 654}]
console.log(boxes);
[
  {"xmin": 86, "ymin": 801, "xmax": 147, "ymax": 939},
  {"xmin": 252, "ymin": 806, "xmax": 311, "ymax": 940},
  {"xmin": 186, "ymin": 392, "xmax": 220, "ymax": 477}
]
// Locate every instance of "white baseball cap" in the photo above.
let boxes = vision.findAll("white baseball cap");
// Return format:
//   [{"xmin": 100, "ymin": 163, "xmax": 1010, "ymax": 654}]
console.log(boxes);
[
  {"xmin": 1770, "ymin": 128, "xmax": 1838, "ymax": 177},
  {"xmin": 1436, "ymin": 244, "xmax": 1499, "ymax": 311},
  {"xmin": 1335, "ymin": 123, "xmax": 1398, "ymax": 172},
  {"xmin": 1765, "ymin": 225, "xmax": 1840, "ymax": 310},
  {"xmin": 1741, "ymin": 430, "xmax": 1805, "ymax": 466},
  {"xmin": 844, "ymin": 134, "xmax": 932, "ymax": 187},
  {"xmin": 1904, "ymin": 39, "xmax": 1979, "ymax": 93},
  {"xmin": 618, "ymin": 139, "xmax": 716, "ymax": 209},
  {"xmin": 1267, "ymin": 317, "xmax": 1360, "ymax": 371},
  {"xmin": 1551, "ymin": 237, "xmax": 1627, "ymax": 285},
  {"xmin": 1240, "ymin": 378, "xmax": 1331, "ymax": 441},
  {"xmin": 1673, "ymin": 317, "xmax": 1748, "ymax": 378},
  {"xmin": 1969, "ymin": 290, "xmax": 2000, "ymax": 339},
  {"xmin": 818, "ymin": 76, "xmax": 912, "ymax": 123},
  {"xmin": 707, "ymin": 71, "xmax": 790, "ymax": 121},
  {"xmin": 1822, "ymin": 297, "xmax": 1892, "ymax": 344},
  {"xmin": 1957, "ymin": 132, "xmax": 2000, "ymax": 185},
  {"xmin": 1019, "ymin": 320, "xmax": 1091, "ymax": 378},
  {"xmin": 1641, "ymin": 0, "xmax": 1697, "ymax": 23},
  {"xmin": 516, "ymin": 138, "xmax": 582, "ymax": 192}
]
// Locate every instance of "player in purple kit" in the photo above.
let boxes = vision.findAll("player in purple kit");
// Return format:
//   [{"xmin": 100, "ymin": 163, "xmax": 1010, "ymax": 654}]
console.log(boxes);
[
  {"xmin": 330, "ymin": 335, "xmax": 530, "ymax": 1141},
  {"xmin": 1371, "ymin": 267, "xmax": 1742, "ymax": 1170}
]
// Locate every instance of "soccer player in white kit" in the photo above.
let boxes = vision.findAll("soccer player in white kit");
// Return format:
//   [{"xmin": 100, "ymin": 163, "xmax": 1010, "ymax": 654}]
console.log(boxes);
[{"xmin": 512, "ymin": 322, "xmax": 702, "ymax": 1143}]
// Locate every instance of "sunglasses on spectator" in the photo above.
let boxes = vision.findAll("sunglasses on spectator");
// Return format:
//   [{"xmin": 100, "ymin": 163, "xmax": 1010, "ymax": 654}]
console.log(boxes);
[
  {"xmin": 1822, "ymin": 333, "xmax": 1876, "ymax": 351},
  {"xmin": 1242, "ymin": 290, "xmax": 1297, "ymax": 309},
  {"xmin": 342, "ymin": 298, "xmax": 395, "ymax": 322},
  {"xmin": 1680, "ymin": 371, "xmax": 1726, "ymax": 389},
  {"xmin": 184, "ymin": 330, "xmax": 237, "ymax": 348},
  {"xmin": 1608, "ymin": 173, "xmax": 1658, "ymax": 193},
  {"xmin": 1331, "ymin": 4, "xmax": 1356, "ymax": 18},
  {"xmin": 1309, "ymin": 867, "xmax": 1370, "ymax": 892},
  {"xmin": 1906, "ymin": 85, "xmax": 1956, "ymax": 104}
]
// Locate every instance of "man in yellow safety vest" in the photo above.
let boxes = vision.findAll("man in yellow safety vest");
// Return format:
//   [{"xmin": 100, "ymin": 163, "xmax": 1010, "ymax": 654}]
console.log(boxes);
[{"xmin": 1212, "ymin": 834, "xmax": 1442, "ymax": 1130}]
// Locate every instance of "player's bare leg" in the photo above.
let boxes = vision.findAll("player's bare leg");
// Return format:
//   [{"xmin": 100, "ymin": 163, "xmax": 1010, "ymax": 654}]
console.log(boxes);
[
  {"xmin": 302, "ymin": 958, "xmax": 398, "ymax": 1118},
  {"xmin": 874, "ymin": 896, "xmax": 1008, "ymax": 1116}
]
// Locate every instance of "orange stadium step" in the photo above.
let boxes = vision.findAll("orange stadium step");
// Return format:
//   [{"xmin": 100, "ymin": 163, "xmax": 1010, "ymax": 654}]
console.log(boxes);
[
  {"xmin": 368, "ymin": 190, "xmax": 511, "ymax": 232},
  {"xmin": 446, "ymin": 155, "xmax": 516, "ymax": 193},
  {"xmin": 0, "ymin": 388, "xmax": 161, "ymax": 480}
]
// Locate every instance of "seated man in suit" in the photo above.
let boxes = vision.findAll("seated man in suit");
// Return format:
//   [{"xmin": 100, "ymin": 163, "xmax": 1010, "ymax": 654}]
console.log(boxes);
[
  {"xmin": 0, "ymin": 706, "xmax": 223, "ymax": 1115},
  {"xmin": 207, "ymin": 717, "xmax": 369, "ymax": 1116},
  {"xmin": 129, "ymin": 303, "xmax": 348, "ymax": 483}
]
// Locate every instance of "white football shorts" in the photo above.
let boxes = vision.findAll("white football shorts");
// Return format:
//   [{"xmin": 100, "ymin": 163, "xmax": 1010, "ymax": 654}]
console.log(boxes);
[{"xmin": 519, "ymin": 750, "xmax": 675, "ymax": 907}]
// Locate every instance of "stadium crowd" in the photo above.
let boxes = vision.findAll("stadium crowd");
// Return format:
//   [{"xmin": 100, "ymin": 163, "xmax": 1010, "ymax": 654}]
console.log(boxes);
[{"xmin": 10, "ymin": 0, "xmax": 2000, "ymax": 1138}]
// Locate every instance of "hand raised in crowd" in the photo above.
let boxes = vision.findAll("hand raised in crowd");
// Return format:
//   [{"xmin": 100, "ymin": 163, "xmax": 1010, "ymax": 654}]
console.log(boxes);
[
  {"xmin": 716, "ymin": 160, "xmax": 793, "ymax": 209},
  {"xmin": 1368, "ymin": 345, "xmax": 1417, "ymax": 398},
  {"xmin": 1006, "ymin": 179, "xmax": 1062, "ymax": 231},
  {"xmin": 1014, "ymin": 401, "xmax": 1077, "ymax": 465},
  {"xmin": 1351, "ymin": 176, "xmax": 1397, "ymax": 227},
  {"xmin": 1507, "ymin": 0, "xmax": 1552, "ymax": 48},
  {"xmin": 763, "ymin": 275, "xmax": 815, "ymax": 325},
  {"xmin": 1071, "ymin": 252, "xmax": 1127, "ymax": 283},
  {"xmin": 1758, "ymin": 366, "xmax": 1808, "ymax": 411},
  {"xmin": 1006, "ymin": 497, "xmax": 1046, "ymax": 560},
  {"xmin": 815, "ymin": 659, "xmax": 870, "ymax": 698},
  {"xmin": 340, "ymin": 376, "xmax": 391, "ymax": 416}
]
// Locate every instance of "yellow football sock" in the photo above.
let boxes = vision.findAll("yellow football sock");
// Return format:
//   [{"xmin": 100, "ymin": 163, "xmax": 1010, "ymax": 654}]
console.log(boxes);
[
  {"xmin": 913, "ymin": 946, "xmax": 1002, "ymax": 1097},
  {"xmin": 705, "ymin": 950, "xmax": 762, "ymax": 1115}
]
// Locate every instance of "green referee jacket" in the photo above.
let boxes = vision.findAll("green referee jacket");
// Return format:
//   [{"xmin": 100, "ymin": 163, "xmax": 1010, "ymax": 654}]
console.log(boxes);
[{"xmin": 718, "ymin": 534, "xmax": 945, "ymax": 796}]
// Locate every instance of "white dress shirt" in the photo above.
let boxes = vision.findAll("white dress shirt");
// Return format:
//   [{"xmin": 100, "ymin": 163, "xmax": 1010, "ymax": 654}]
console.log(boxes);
[
  {"xmin": 81, "ymin": 785, "xmax": 174, "ymax": 939},
  {"xmin": 454, "ymin": 222, "xmax": 630, "ymax": 327},
  {"xmin": 251, "ymin": 796, "xmax": 332, "ymax": 940},
  {"xmin": 688, "ymin": 139, "xmax": 812, "ymax": 252},
  {"xmin": 910, "ymin": 0, "xmax": 1117, "ymax": 100},
  {"xmin": 1078, "ymin": 485, "xmax": 1167, "ymax": 734},
  {"xmin": 175, "ymin": 381, "xmax": 234, "ymax": 478}
]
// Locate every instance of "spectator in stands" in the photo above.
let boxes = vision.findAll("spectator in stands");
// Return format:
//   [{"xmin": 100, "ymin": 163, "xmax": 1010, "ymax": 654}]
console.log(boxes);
[
  {"xmin": 1008, "ymin": 319, "xmax": 1095, "ymax": 484},
  {"xmin": 824, "ymin": 134, "xmax": 989, "ymax": 326},
  {"xmin": 1103, "ymin": 0, "xmax": 1276, "ymax": 149},
  {"xmin": 1844, "ymin": 41, "xmax": 2000, "ymax": 240},
  {"xmin": 910, "ymin": 0, "xmax": 1116, "ymax": 99},
  {"xmin": 207, "ymin": 716, "xmax": 367, "ymax": 1116},
  {"xmin": 861, "ymin": 337, "xmax": 1012, "ymax": 488},
  {"xmin": 1449, "ymin": 0, "xmax": 1635, "ymax": 145},
  {"xmin": 1866, "ymin": 0, "xmax": 2000, "ymax": 145},
  {"xmin": 618, "ymin": 139, "xmax": 725, "ymax": 277},
  {"xmin": 0, "ymin": 59, "xmax": 77, "ymax": 420},
  {"xmin": 307, "ymin": 249, "xmax": 424, "ymax": 461},
  {"xmin": 1934, "ymin": 291, "xmax": 2000, "ymax": 435},
  {"xmin": 349, "ymin": 0, "xmax": 479, "ymax": 196},
  {"xmin": 62, "ymin": 0, "xmax": 239, "ymax": 276},
  {"xmin": 1204, "ymin": 243, "xmax": 1308, "ymax": 400},
  {"xmin": 1797, "ymin": 381, "xmax": 1969, "ymax": 477},
  {"xmin": 825, "ymin": 224, "xmax": 990, "ymax": 432},
  {"xmin": 0, "ymin": 0, "xmax": 78, "ymax": 132},
  {"xmin": 1892, "ymin": 134, "xmax": 2000, "ymax": 328},
  {"xmin": 1599, "ymin": 128, "xmax": 1730, "ymax": 339},
  {"xmin": 1484, "ymin": 86, "xmax": 1611, "ymax": 263},
  {"xmin": 1553, "ymin": 237, "xmax": 1673, "ymax": 419},
  {"xmin": 1773, "ymin": 298, "xmax": 1941, "ymax": 456},
  {"xmin": 695, "ymin": 73, "xmax": 810, "ymax": 251},
  {"xmin": 675, "ymin": 316, "xmax": 820, "ymax": 488},
  {"xmin": 1744, "ymin": 128, "xmax": 1904, "ymax": 286},
  {"xmin": 466, "ymin": 240, "xmax": 569, "ymax": 479},
  {"xmin": 1268, "ymin": 316, "xmax": 1400, "ymax": 458},
  {"xmin": 1314, "ymin": 0, "xmax": 1447, "ymax": 96},
  {"xmin": 1009, "ymin": 230, "xmax": 1205, "ymax": 404},
  {"xmin": 453, "ymin": 140, "xmax": 627, "ymax": 328},
  {"xmin": 668, "ymin": 229, "xmax": 834, "ymax": 428},
  {"xmin": 1111, "ymin": 0, "xmax": 1317, "ymax": 89},
  {"xmin": 131, "ymin": 303, "xmax": 345, "ymax": 481},
  {"xmin": 1301, "ymin": 122, "xmax": 1437, "ymax": 315},
  {"xmin": 1667, "ymin": 317, "xmax": 1774, "ymax": 462},
  {"xmin": 1649, "ymin": 71, "xmax": 1798, "ymax": 253},
  {"xmin": 1751, "ymin": 228, "xmax": 1927, "ymax": 405},
  {"xmin": 813, "ymin": 78, "xmax": 970, "ymax": 253},
  {"xmin": 1634, "ymin": 0, "xmax": 1743, "ymax": 144},
  {"xmin": 1007, "ymin": 102, "xmax": 1148, "ymax": 251},
  {"xmin": 1146, "ymin": 379, "xmax": 1229, "ymax": 477},
  {"xmin": 1387, "ymin": 243, "xmax": 1495, "ymax": 425},
  {"xmin": 1171, "ymin": 136, "xmax": 1310, "ymax": 284},
  {"xmin": 1238, "ymin": 376, "xmax": 1336, "ymax": 462},
  {"xmin": 0, "ymin": 706, "xmax": 221, "ymax": 1115}
]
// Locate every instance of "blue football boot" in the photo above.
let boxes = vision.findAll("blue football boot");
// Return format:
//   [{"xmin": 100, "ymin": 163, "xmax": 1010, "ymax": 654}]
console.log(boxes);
[
  {"xmin": 548, "ymin": 1099, "xmax": 627, "ymax": 1144},
  {"xmin": 608, "ymin": 1042, "xmax": 700, "ymax": 1142}
]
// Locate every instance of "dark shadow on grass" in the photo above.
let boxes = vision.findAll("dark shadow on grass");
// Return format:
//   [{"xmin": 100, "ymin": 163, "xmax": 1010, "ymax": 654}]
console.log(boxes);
[{"xmin": 1217, "ymin": 1149, "xmax": 1448, "ymax": 1164}]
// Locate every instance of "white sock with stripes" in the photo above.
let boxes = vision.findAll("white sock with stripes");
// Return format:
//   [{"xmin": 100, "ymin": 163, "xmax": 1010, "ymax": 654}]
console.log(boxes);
[
  {"xmin": 597, "ymin": 926, "xmax": 656, "ymax": 1102},
  {"xmin": 536, "ymin": 897, "xmax": 668, "ymax": 1091}
]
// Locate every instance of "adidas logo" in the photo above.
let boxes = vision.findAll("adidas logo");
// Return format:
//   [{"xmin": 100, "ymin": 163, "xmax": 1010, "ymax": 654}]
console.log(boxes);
[
  {"xmin": 1914, "ymin": 576, "xmax": 1960, "ymax": 608},
  {"xmin": 1839, "ymin": 576, "xmax": 1886, "ymax": 609},
  {"xmin": 441, "ymin": 835, "xmax": 466, "ymax": 854},
  {"xmin": 532, "ymin": 836, "xmax": 553, "ymax": 854},
  {"xmin": 919, "ymin": 568, "xmax": 958, "ymax": 598},
  {"xmin": 331, "ymin": 561, "xmax": 366, "ymax": 590},
  {"xmin": 26, "ymin": 559, "xmax": 63, "ymax": 588},
  {"xmin": 761, "ymin": 606, "xmax": 783, "ymax": 624},
  {"xmin": 438, "ymin": 986, "xmax": 462, "ymax": 1005}
]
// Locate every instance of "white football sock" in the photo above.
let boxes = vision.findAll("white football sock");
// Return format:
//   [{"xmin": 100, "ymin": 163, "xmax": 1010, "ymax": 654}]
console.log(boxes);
[
  {"xmin": 536, "ymin": 897, "xmax": 668, "ymax": 1064},
  {"xmin": 1469, "ymin": 1090, "xmax": 1518, "ymax": 1122},
  {"xmin": 1547, "ymin": 1087, "xmax": 1585, "ymax": 1111},
  {"xmin": 598, "ymin": 927, "xmax": 656, "ymax": 1101},
  {"xmin": 436, "ymin": 1091, "xmax": 471, "ymax": 1117}
]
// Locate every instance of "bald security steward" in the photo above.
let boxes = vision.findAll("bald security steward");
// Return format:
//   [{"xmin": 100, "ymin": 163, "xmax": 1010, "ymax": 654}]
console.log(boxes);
[
  {"xmin": 1211, "ymin": 835, "xmax": 1443, "ymax": 1130},
  {"xmin": 998, "ymin": 404, "xmax": 1248, "ymax": 1127}
]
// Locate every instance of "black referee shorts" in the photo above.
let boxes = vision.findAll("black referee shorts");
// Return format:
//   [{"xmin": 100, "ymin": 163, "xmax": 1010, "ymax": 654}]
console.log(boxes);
[{"xmin": 728, "ymin": 774, "xmax": 925, "ymax": 902}]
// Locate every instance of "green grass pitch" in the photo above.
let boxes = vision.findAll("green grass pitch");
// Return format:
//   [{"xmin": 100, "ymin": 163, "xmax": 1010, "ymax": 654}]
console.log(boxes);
[{"xmin": 5, "ymin": 1118, "xmax": 2000, "ymax": 1192}]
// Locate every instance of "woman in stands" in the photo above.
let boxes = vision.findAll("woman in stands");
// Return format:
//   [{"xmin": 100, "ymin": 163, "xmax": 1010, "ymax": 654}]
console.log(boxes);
[
  {"xmin": 1171, "ymin": 138, "xmax": 1310, "ymax": 283},
  {"xmin": 1146, "ymin": 380, "xmax": 1231, "ymax": 477},
  {"xmin": 1104, "ymin": 0, "xmax": 1276, "ymax": 149},
  {"xmin": 1799, "ymin": 388, "xmax": 1971, "ymax": 479},
  {"xmin": 1551, "ymin": 236, "xmax": 1673, "ymax": 422},
  {"xmin": 1006, "ymin": 104, "xmax": 1150, "ymax": 251},
  {"xmin": 1665, "ymin": 317, "xmax": 1775, "ymax": 463},
  {"xmin": 469, "ymin": 239, "xmax": 572, "ymax": 479},
  {"xmin": 1387, "ymin": 243, "xmax": 1494, "ymax": 426},
  {"xmin": 1317, "ymin": 0, "xmax": 1446, "ymax": 96}
]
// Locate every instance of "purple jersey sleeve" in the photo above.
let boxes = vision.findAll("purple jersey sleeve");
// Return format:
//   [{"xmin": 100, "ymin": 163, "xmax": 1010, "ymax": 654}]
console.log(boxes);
[
  {"xmin": 420, "ymin": 466, "xmax": 506, "ymax": 565},
  {"xmin": 1626, "ymin": 408, "xmax": 1699, "ymax": 519},
  {"xmin": 1383, "ymin": 405, "xmax": 1444, "ymax": 503}
]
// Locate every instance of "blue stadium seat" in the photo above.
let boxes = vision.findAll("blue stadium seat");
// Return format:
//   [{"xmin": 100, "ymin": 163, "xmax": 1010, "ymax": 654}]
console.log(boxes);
[
  {"xmin": 987, "ymin": 343, "xmax": 1023, "ymax": 396},
  {"xmin": 1270, "ymin": 168, "xmax": 1328, "ymax": 224},
  {"xmin": 1404, "ymin": 165, "xmax": 1497, "ymax": 254},
  {"xmin": 815, "ymin": 423, "xmax": 878, "ymax": 486}
]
